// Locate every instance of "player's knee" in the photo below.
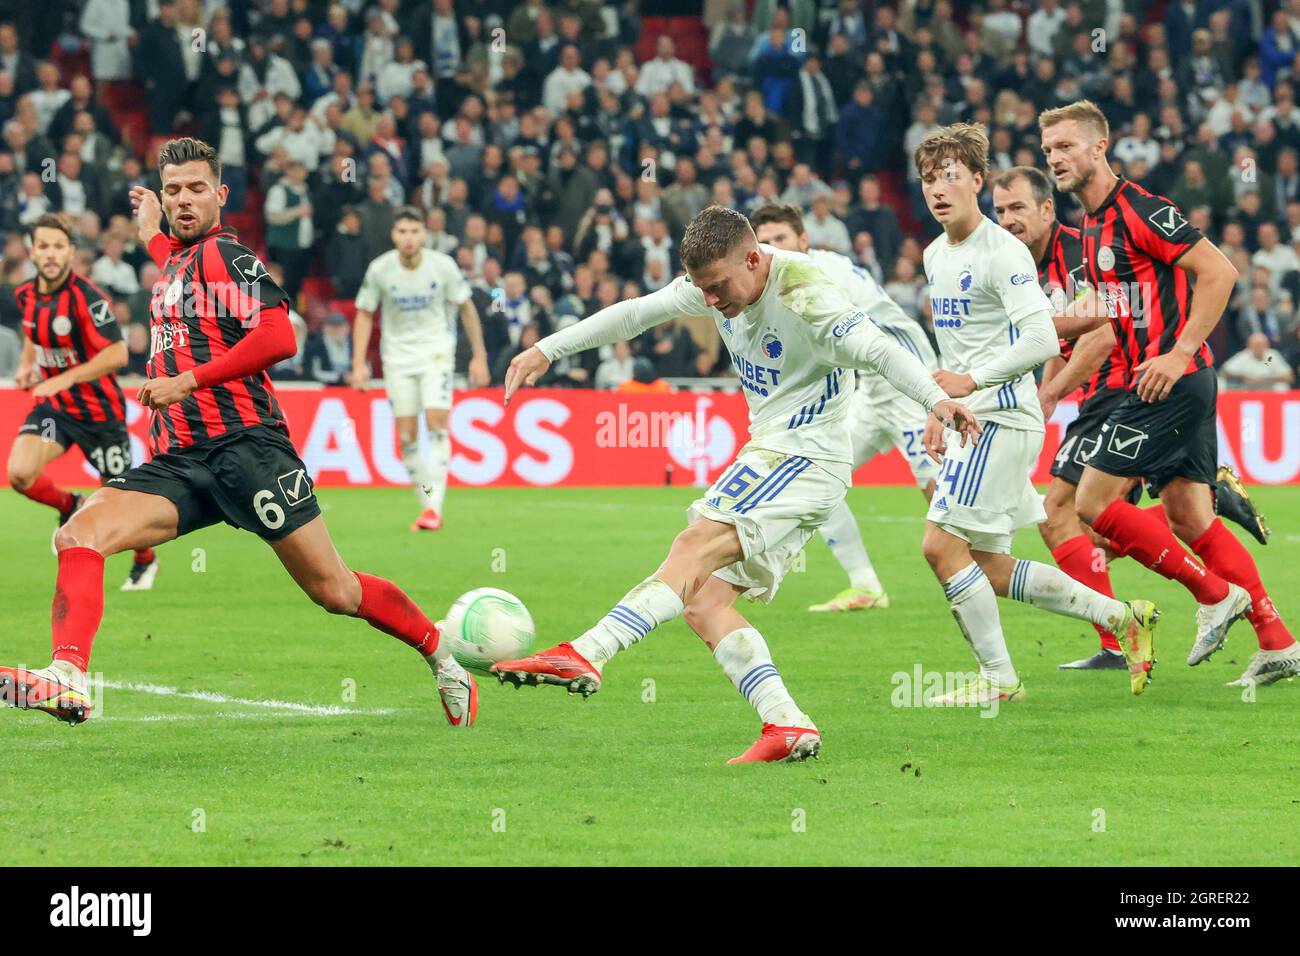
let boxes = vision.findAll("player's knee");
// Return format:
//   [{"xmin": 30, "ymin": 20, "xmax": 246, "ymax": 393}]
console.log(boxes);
[
  {"xmin": 310, "ymin": 575, "xmax": 360, "ymax": 615},
  {"xmin": 7, "ymin": 464, "xmax": 35, "ymax": 492},
  {"xmin": 53, "ymin": 511, "xmax": 97, "ymax": 553},
  {"xmin": 921, "ymin": 530, "xmax": 948, "ymax": 571},
  {"xmin": 426, "ymin": 411, "xmax": 449, "ymax": 433}
]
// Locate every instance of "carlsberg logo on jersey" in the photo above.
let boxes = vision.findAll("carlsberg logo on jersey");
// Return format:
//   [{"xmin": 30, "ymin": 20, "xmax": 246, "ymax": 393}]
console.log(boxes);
[{"xmin": 49, "ymin": 886, "xmax": 152, "ymax": 936}]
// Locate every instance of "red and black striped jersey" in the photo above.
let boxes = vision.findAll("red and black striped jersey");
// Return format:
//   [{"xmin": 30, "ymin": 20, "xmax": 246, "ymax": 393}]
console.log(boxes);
[
  {"xmin": 17, "ymin": 272, "xmax": 126, "ymax": 422},
  {"xmin": 1079, "ymin": 177, "xmax": 1213, "ymax": 379},
  {"xmin": 146, "ymin": 225, "xmax": 290, "ymax": 455},
  {"xmin": 1036, "ymin": 221, "xmax": 1129, "ymax": 401}
]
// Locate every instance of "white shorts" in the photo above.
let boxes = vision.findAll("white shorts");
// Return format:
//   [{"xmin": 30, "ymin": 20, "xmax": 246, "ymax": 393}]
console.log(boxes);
[
  {"xmin": 925, "ymin": 422, "xmax": 1046, "ymax": 554},
  {"xmin": 386, "ymin": 359, "xmax": 453, "ymax": 417},
  {"xmin": 851, "ymin": 391, "xmax": 940, "ymax": 489},
  {"xmin": 688, "ymin": 446, "xmax": 847, "ymax": 604}
]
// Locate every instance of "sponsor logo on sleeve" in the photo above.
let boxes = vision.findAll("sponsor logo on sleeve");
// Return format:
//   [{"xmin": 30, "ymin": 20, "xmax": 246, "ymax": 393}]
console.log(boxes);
[
  {"xmin": 1010, "ymin": 273, "xmax": 1035, "ymax": 285},
  {"xmin": 832, "ymin": 311, "xmax": 865, "ymax": 337},
  {"xmin": 89, "ymin": 299, "xmax": 115, "ymax": 326},
  {"xmin": 231, "ymin": 253, "xmax": 270, "ymax": 285},
  {"xmin": 1147, "ymin": 204, "xmax": 1187, "ymax": 238}
]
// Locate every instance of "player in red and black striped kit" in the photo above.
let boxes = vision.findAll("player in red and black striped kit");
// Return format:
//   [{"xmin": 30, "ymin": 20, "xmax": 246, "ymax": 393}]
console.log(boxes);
[
  {"xmin": 993, "ymin": 166, "xmax": 1267, "ymax": 673},
  {"xmin": 0, "ymin": 138, "xmax": 479, "ymax": 725},
  {"xmin": 1042, "ymin": 100, "xmax": 1299, "ymax": 687},
  {"xmin": 5, "ymin": 214, "xmax": 159, "ymax": 590},
  {"xmin": 992, "ymin": 167, "xmax": 1131, "ymax": 670}
]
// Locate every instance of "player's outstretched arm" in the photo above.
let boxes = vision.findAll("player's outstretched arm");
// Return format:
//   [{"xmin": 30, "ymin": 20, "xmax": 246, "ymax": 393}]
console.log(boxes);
[
  {"xmin": 1052, "ymin": 285, "xmax": 1109, "ymax": 340},
  {"xmin": 1038, "ymin": 324, "xmax": 1116, "ymax": 420},
  {"xmin": 507, "ymin": 279, "xmax": 705, "ymax": 403}
]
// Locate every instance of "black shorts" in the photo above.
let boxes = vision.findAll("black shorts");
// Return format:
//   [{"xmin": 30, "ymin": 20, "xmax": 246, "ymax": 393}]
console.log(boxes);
[
  {"xmin": 1050, "ymin": 389, "xmax": 1128, "ymax": 486},
  {"xmin": 21, "ymin": 403, "xmax": 132, "ymax": 478},
  {"xmin": 108, "ymin": 425, "xmax": 320, "ymax": 542},
  {"xmin": 1087, "ymin": 367, "xmax": 1218, "ymax": 496}
]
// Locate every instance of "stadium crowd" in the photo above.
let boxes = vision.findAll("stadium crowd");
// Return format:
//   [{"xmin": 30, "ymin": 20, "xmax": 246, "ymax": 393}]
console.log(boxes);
[{"xmin": 1, "ymin": 0, "xmax": 1299, "ymax": 394}]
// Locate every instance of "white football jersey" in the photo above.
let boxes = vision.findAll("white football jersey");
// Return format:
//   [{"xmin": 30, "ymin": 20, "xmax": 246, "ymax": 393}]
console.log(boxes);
[
  {"xmin": 806, "ymin": 249, "xmax": 938, "ymax": 408},
  {"xmin": 355, "ymin": 248, "xmax": 470, "ymax": 372},
  {"xmin": 923, "ymin": 217, "xmax": 1055, "ymax": 432},
  {"xmin": 598, "ymin": 246, "xmax": 948, "ymax": 482}
]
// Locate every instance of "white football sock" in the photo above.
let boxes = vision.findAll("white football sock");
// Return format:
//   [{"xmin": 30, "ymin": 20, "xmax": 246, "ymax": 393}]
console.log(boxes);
[
  {"xmin": 818, "ymin": 500, "xmax": 883, "ymax": 592},
  {"xmin": 427, "ymin": 429, "xmax": 450, "ymax": 513},
  {"xmin": 944, "ymin": 563, "xmax": 1018, "ymax": 686},
  {"xmin": 401, "ymin": 440, "xmax": 437, "ymax": 511},
  {"xmin": 571, "ymin": 577, "xmax": 685, "ymax": 668},
  {"xmin": 714, "ymin": 627, "xmax": 808, "ymax": 727},
  {"xmin": 1008, "ymin": 559, "xmax": 1129, "ymax": 633}
]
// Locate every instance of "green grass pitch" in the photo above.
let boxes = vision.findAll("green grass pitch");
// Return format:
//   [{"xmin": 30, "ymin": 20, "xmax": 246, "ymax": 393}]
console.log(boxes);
[{"xmin": 1, "ymin": 485, "xmax": 1297, "ymax": 866}]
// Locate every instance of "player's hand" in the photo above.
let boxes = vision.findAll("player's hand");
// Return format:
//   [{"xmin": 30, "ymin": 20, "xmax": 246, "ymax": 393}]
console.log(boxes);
[
  {"xmin": 503, "ymin": 346, "xmax": 551, "ymax": 405},
  {"xmin": 1134, "ymin": 350, "xmax": 1187, "ymax": 403},
  {"xmin": 351, "ymin": 365, "xmax": 370, "ymax": 391},
  {"xmin": 137, "ymin": 370, "xmax": 197, "ymax": 410},
  {"xmin": 468, "ymin": 353, "xmax": 490, "ymax": 388},
  {"xmin": 933, "ymin": 369, "xmax": 977, "ymax": 398},
  {"xmin": 1037, "ymin": 387, "xmax": 1059, "ymax": 421},
  {"xmin": 931, "ymin": 398, "xmax": 982, "ymax": 449},
  {"xmin": 130, "ymin": 186, "xmax": 163, "ymax": 243},
  {"xmin": 15, "ymin": 363, "xmax": 40, "ymax": 390},
  {"xmin": 923, "ymin": 411, "xmax": 948, "ymax": 463},
  {"xmin": 31, "ymin": 372, "xmax": 71, "ymax": 399}
]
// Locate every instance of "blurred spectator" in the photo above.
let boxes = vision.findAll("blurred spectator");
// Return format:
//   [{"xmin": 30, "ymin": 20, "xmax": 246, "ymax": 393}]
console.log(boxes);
[
  {"xmin": 0, "ymin": 319, "xmax": 17, "ymax": 377},
  {"xmin": 264, "ymin": 160, "xmax": 314, "ymax": 299},
  {"xmin": 304, "ymin": 313, "xmax": 355, "ymax": 386},
  {"xmin": 325, "ymin": 206, "xmax": 368, "ymax": 300},
  {"xmin": 1220, "ymin": 332, "xmax": 1295, "ymax": 391},
  {"xmin": 91, "ymin": 236, "xmax": 138, "ymax": 298},
  {"xmin": 617, "ymin": 356, "xmax": 672, "ymax": 393},
  {"xmin": 124, "ymin": 323, "xmax": 149, "ymax": 376},
  {"xmin": 596, "ymin": 339, "xmax": 636, "ymax": 390}
]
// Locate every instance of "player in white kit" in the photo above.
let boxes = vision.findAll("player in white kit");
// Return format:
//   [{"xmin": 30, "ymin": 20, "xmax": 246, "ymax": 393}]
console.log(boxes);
[
  {"xmin": 916, "ymin": 123, "xmax": 1159, "ymax": 703},
  {"xmin": 750, "ymin": 203, "xmax": 940, "ymax": 613},
  {"xmin": 352, "ymin": 208, "xmax": 489, "ymax": 531},
  {"xmin": 490, "ymin": 206, "xmax": 981, "ymax": 763}
]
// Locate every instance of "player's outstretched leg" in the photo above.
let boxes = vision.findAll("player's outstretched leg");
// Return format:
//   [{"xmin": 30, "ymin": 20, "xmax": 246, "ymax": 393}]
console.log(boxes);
[
  {"xmin": 0, "ymin": 488, "xmax": 179, "ymax": 724},
  {"xmin": 492, "ymin": 518, "xmax": 742, "ymax": 697},
  {"xmin": 1079, "ymin": 469, "xmax": 1252, "ymax": 666},
  {"xmin": 809, "ymin": 500, "xmax": 889, "ymax": 612},
  {"xmin": 923, "ymin": 525, "xmax": 1025, "ymax": 705},
  {"xmin": 270, "ymin": 516, "xmax": 477, "ymax": 726},
  {"xmin": 993, "ymin": 555, "xmax": 1160, "ymax": 695},
  {"xmin": 684, "ymin": 576, "xmax": 819, "ymax": 763},
  {"xmin": 1158, "ymin": 479, "xmax": 1298, "ymax": 686},
  {"xmin": 1038, "ymin": 477, "xmax": 1126, "ymax": 670}
]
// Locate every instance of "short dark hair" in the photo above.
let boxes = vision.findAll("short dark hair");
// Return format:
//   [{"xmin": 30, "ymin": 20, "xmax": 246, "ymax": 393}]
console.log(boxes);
[
  {"xmin": 680, "ymin": 205, "xmax": 755, "ymax": 271},
  {"xmin": 28, "ymin": 212, "xmax": 73, "ymax": 243},
  {"xmin": 394, "ymin": 206, "xmax": 424, "ymax": 226},
  {"xmin": 990, "ymin": 165, "xmax": 1054, "ymax": 207},
  {"xmin": 157, "ymin": 136, "xmax": 222, "ymax": 181},
  {"xmin": 748, "ymin": 203, "xmax": 805, "ymax": 236}
]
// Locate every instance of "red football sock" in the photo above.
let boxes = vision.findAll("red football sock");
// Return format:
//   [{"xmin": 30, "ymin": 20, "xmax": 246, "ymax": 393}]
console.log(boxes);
[
  {"xmin": 1144, "ymin": 503, "xmax": 1167, "ymax": 525},
  {"xmin": 133, "ymin": 547, "xmax": 156, "ymax": 564},
  {"xmin": 21, "ymin": 473, "xmax": 74, "ymax": 513},
  {"xmin": 1051, "ymin": 535, "xmax": 1122, "ymax": 652},
  {"xmin": 51, "ymin": 547, "xmax": 105, "ymax": 672},
  {"xmin": 353, "ymin": 572, "xmax": 439, "ymax": 656},
  {"xmin": 1190, "ymin": 520, "xmax": 1294, "ymax": 651},
  {"xmin": 1093, "ymin": 499, "xmax": 1229, "ymax": 605}
]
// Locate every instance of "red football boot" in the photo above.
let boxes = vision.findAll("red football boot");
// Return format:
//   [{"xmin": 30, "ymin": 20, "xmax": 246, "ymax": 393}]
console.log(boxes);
[
  {"xmin": 727, "ymin": 722, "xmax": 821, "ymax": 764},
  {"xmin": 0, "ymin": 664, "xmax": 93, "ymax": 725},
  {"xmin": 491, "ymin": 642, "xmax": 602, "ymax": 698},
  {"xmin": 410, "ymin": 508, "xmax": 442, "ymax": 532}
]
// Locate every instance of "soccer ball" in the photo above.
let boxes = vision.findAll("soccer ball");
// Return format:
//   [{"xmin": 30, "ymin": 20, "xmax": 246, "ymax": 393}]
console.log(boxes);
[{"xmin": 442, "ymin": 588, "xmax": 536, "ymax": 673}]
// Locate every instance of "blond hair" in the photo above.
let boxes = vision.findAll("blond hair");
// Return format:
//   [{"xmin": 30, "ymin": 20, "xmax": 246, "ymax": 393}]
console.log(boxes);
[
  {"xmin": 913, "ymin": 122, "xmax": 990, "ymax": 181},
  {"xmin": 1038, "ymin": 99, "xmax": 1110, "ymax": 143}
]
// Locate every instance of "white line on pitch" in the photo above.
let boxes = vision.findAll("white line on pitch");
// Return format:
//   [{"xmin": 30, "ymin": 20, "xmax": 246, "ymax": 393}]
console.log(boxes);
[{"xmin": 94, "ymin": 678, "xmax": 395, "ymax": 717}]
